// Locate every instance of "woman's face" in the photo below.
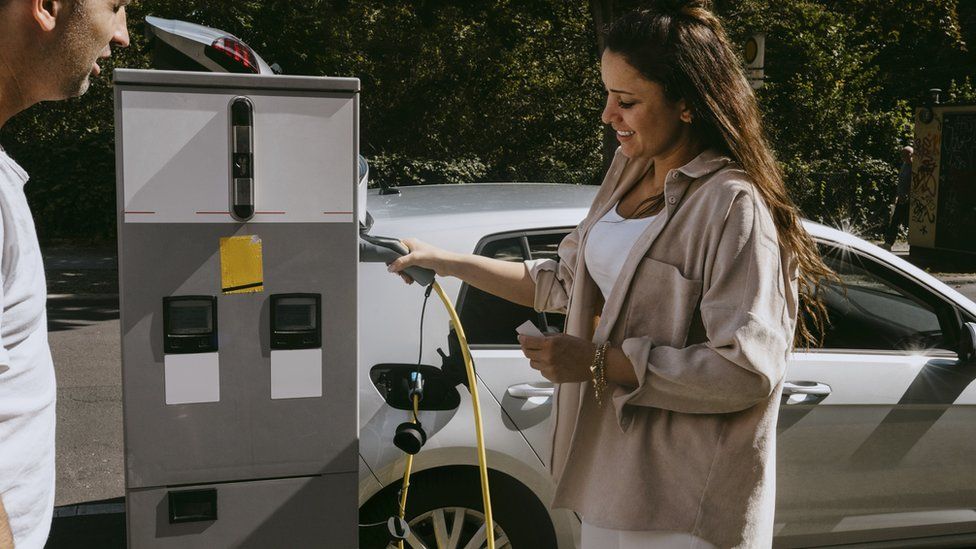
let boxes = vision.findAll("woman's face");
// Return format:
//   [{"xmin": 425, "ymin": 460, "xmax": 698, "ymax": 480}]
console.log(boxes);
[{"xmin": 600, "ymin": 51, "xmax": 693, "ymax": 162}]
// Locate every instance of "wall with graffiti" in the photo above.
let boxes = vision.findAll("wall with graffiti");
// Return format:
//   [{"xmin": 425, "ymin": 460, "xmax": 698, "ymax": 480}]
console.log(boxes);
[{"xmin": 911, "ymin": 105, "xmax": 976, "ymax": 253}]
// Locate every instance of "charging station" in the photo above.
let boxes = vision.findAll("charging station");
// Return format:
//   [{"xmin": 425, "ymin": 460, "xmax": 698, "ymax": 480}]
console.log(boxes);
[{"xmin": 115, "ymin": 69, "xmax": 360, "ymax": 547}]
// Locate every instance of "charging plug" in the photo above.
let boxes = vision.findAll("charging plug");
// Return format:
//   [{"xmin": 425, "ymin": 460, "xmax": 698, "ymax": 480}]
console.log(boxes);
[{"xmin": 408, "ymin": 371, "xmax": 424, "ymax": 402}]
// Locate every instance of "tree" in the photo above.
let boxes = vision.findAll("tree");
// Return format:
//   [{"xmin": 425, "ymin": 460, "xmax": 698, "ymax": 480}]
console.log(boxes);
[{"xmin": 0, "ymin": 0, "xmax": 971, "ymax": 240}]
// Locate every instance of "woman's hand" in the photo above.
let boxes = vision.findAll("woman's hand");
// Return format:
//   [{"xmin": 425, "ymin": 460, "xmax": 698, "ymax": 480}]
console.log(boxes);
[
  {"xmin": 518, "ymin": 333, "xmax": 596, "ymax": 383},
  {"xmin": 387, "ymin": 238, "xmax": 457, "ymax": 284}
]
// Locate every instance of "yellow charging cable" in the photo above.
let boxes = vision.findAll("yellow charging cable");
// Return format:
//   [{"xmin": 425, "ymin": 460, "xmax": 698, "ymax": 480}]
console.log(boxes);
[
  {"xmin": 396, "ymin": 394, "xmax": 419, "ymax": 549},
  {"xmin": 394, "ymin": 280, "xmax": 495, "ymax": 549},
  {"xmin": 432, "ymin": 281, "xmax": 495, "ymax": 549}
]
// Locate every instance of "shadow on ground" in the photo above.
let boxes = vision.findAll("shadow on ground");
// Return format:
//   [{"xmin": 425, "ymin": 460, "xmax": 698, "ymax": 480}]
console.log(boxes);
[
  {"xmin": 45, "ymin": 497, "xmax": 125, "ymax": 549},
  {"xmin": 47, "ymin": 270, "xmax": 119, "ymax": 297},
  {"xmin": 47, "ymin": 295, "xmax": 119, "ymax": 333}
]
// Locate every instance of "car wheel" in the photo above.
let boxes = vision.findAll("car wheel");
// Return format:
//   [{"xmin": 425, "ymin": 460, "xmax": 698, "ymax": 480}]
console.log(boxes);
[{"xmin": 359, "ymin": 465, "xmax": 557, "ymax": 549}]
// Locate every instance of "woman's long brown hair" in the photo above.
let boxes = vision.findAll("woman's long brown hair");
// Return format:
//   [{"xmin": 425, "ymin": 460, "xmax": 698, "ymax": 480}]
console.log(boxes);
[{"xmin": 606, "ymin": 0, "xmax": 834, "ymax": 347}]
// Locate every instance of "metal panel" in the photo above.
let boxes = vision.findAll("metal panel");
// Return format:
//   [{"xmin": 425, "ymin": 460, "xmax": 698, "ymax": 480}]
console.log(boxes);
[
  {"xmin": 120, "ymin": 88, "xmax": 355, "ymax": 223},
  {"xmin": 126, "ymin": 473, "xmax": 356, "ymax": 548},
  {"xmin": 121, "ymin": 223, "xmax": 357, "ymax": 488},
  {"xmin": 117, "ymin": 70, "xmax": 360, "ymax": 547}
]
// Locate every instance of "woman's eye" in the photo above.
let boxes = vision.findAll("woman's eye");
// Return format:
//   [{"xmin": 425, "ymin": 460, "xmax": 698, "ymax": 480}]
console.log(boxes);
[{"xmin": 617, "ymin": 101, "xmax": 635, "ymax": 109}]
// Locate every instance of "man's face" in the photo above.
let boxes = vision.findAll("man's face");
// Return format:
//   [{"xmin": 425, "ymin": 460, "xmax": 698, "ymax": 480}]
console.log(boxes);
[{"xmin": 54, "ymin": 0, "xmax": 130, "ymax": 97}]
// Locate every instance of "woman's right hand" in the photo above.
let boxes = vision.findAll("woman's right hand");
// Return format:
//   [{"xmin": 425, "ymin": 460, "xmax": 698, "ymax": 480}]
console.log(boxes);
[{"xmin": 387, "ymin": 238, "xmax": 457, "ymax": 284}]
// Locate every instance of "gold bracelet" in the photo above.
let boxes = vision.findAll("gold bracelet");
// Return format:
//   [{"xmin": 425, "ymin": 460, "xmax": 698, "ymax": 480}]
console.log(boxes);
[{"xmin": 589, "ymin": 342, "xmax": 610, "ymax": 407}]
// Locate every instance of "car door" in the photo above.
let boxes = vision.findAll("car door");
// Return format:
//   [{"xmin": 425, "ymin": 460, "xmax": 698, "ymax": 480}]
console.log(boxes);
[
  {"xmin": 458, "ymin": 230, "xmax": 570, "ymax": 467},
  {"xmin": 774, "ymin": 244, "xmax": 976, "ymax": 548}
]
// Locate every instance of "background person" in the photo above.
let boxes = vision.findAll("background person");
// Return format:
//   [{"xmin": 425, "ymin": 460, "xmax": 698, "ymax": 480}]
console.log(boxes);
[
  {"xmin": 390, "ymin": 1, "xmax": 833, "ymax": 547},
  {"xmin": 883, "ymin": 145, "xmax": 913, "ymax": 251},
  {"xmin": 0, "ymin": 1, "xmax": 129, "ymax": 546}
]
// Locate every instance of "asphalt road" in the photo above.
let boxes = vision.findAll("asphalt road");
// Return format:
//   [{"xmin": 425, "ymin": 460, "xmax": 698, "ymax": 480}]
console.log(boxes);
[
  {"xmin": 50, "ymin": 294, "xmax": 123, "ymax": 507},
  {"xmin": 37, "ymin": 245, "xmax": 976, "ymax": 547}
]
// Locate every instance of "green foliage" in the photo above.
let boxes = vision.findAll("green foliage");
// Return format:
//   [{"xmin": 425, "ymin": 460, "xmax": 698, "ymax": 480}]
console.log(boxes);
[
  {"xmin": 368, "ymin": 153, "xmax": 488, "ymax": 187},
  {"xmin": 723, "ymin": 0, "xmax": 962, "ymax": 233},
  {"xmin": 946, "ymin": 77, "xmax": 976, "ymax": 103},
  {"xmin": 0, "ymin": 0, "xmax": 971, "ymax": 241}
]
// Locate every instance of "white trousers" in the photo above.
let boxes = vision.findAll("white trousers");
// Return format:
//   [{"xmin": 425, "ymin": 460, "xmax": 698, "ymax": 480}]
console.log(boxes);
[{"xmin": 581, "ymin": 521, "xmax": 719, "ymax": 549}]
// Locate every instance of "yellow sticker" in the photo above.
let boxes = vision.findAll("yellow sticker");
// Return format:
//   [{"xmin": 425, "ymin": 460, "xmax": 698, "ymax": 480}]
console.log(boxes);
[{"xmin": 220, "ymin": 235, "xmax": 264, "ymax": 294}]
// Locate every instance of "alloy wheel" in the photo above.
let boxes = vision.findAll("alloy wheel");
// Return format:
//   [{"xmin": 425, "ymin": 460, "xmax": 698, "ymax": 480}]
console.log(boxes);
[{"xmin": 387, "ymin": 506, "xmax": 512, "ymax": 549}]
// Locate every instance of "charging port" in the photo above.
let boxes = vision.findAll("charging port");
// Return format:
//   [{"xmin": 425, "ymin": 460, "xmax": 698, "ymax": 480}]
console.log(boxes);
[{"xmin": 369, "ymin": 364, "xmax": 461, "ymax": 412}]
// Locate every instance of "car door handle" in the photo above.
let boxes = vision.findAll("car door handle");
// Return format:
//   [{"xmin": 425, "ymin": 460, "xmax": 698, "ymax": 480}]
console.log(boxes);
[
  {"xmin": 782, "ymin": 381, "xmax": 831, "ymax": 405},
  {"xmin": 507, "ymin": 382, "xmax": 554, "ymax": 399}
]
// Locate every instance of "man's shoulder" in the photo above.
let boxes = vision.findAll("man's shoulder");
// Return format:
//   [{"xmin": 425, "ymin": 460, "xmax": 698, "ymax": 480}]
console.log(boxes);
[{"xmin": 0, "ymin": 147, "xmax": 28, "ymax": 180}]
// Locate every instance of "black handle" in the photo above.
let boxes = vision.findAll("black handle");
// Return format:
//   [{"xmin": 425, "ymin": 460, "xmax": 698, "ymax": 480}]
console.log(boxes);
[
  {"xmin": 359, "ymin": 234, "xmax": 435, "ymax": 287},
  {"xmin": 230, "ymin": 97, "xmax": 255, "ymax": 221}
]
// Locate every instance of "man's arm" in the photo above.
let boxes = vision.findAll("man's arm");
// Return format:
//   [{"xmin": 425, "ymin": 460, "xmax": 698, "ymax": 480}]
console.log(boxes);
[{"xmin": 0, "ymin": 496, "xmax": 14, "ymax": 549}]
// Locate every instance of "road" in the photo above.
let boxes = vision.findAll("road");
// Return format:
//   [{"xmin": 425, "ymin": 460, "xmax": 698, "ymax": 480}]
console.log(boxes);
[{"xmin": 39, "ymin": 246, "xmax": 976, "ymax": 547}]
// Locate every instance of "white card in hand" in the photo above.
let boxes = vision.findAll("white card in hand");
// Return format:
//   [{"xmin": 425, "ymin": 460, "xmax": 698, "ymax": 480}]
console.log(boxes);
[{"xmin": 516, "ymin": 320, "xmax": 544, "ymax": 337}]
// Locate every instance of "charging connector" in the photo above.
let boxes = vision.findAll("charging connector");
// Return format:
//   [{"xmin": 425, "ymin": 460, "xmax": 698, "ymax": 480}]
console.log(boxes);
[{"xmin": 407, "ymin": 371, "xmax": 424, "ymax": 403}]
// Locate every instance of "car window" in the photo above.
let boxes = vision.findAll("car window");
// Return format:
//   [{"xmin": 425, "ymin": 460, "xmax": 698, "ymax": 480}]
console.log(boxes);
[
  {"xmin": 814, "ymin": 246, "xmax": 956, "ymax": 352},
  {"xmin": 525, "ymin": 232, "xmax": 563, "ymax": 261},
  {"xmin": 526, "ymin": 233, "xmax": 568, "ymax": 333},
  {"xmin": 459, "ymin": 230, "xmax": 571, "ymax": 346}
]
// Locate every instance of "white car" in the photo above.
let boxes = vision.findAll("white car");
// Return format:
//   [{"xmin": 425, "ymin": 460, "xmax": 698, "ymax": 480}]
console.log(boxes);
[{"xmin": 356, "ymin": 182, "xmax": 976, "ymax": 549}]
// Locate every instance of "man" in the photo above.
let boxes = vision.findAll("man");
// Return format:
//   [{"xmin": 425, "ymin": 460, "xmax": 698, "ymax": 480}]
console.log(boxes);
[
  {"xmin": 883, "ymin": 145, "xmax": 913, "ymax": 251},
  {"xmin": 0, "ymin": 1, "xmax": 129, "ymax": 547}
]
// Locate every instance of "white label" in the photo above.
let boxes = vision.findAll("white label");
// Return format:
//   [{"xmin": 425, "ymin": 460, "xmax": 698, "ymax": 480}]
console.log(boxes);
[
  {"xmin": 271, "ymin": 348, "xmax": 323, "ymax": 399},
  {"xmin": 164, "ymin": 353, "xmax": 220, "ymax": 405}
]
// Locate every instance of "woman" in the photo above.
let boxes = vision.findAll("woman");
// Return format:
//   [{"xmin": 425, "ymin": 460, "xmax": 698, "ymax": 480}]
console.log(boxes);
[{"xmin": 389, "ymin": 1, "xmax": 832, "ymax": 547}]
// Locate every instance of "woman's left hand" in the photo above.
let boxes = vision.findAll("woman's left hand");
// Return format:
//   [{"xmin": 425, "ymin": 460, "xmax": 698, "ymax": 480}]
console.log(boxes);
[{"xmin": 518, "ymin": 333, "xmax": 596, "ymax": 383}]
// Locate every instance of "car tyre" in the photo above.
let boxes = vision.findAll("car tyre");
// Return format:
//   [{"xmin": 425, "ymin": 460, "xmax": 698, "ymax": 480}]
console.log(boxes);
[{"xmin": 359, "ymin": 465, "xmax": 557, "ymax": 549}]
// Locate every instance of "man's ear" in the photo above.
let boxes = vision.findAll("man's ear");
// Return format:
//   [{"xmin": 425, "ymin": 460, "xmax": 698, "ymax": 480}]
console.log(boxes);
[{"xmin": 32, "ymin": 0, "xmax": 65, "ymax": 32}]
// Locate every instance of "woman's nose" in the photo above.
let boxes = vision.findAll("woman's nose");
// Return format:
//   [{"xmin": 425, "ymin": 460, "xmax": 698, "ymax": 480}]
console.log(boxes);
[{"xmin": 601, "ymin": 97, "xmax": 616, "ymax": 125}]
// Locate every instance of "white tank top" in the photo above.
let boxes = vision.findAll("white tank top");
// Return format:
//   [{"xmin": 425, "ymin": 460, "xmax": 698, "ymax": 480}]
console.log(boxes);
[{"xmin": 584, "ymin": 203, "xmax": 658, "ymax": 299}]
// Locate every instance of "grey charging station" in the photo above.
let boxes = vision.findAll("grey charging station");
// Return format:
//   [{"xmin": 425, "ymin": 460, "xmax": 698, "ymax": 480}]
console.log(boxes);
[{"xmin": 115, "ymin": 69, "xmax": 359, "ymax": 548}]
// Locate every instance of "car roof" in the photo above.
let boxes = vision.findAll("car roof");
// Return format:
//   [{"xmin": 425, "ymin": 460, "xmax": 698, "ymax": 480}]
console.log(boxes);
[
  {"xmin": 366, "ymin": 183, "xmax": 849, "ymax": 243},
  {"xmin": 366, "ymin": 184, "xmax": 598, "ymax": 253},
  {"xmin": 367, "ymin": 183, "xmax": 598, "ymax": 220},
  {"xmin": 366, "ymin": 183, "xmax": 976, "ymax": 315}
]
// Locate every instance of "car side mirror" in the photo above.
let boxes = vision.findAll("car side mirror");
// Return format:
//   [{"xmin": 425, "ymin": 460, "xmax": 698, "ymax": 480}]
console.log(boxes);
[{"xmin": 960, "ymin": 322, "xmax": 976, "ymax": 362}]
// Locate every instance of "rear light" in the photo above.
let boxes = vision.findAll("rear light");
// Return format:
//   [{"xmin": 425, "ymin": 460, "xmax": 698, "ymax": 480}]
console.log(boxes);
[{"xmin": 204, "ymin": 36, "xmax": 259, "ymax": 74}]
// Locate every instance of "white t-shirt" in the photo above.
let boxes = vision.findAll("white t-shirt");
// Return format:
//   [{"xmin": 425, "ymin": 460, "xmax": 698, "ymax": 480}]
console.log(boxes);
[
  {"xmin": 582, "ymin": 203, "xmax": 718, "ymax": 549},
  {"xmin": 0, "ymin": 147, "xmax": 55, "ymax": 549},
  {"xmin": 584, "ymin": 203, "xmax": 657, "ymax": 299}
]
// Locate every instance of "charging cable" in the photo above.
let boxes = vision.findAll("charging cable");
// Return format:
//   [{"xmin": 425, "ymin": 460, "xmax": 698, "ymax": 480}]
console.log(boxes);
[
  {"xmin": 389, "ymin": 280, "xmax": 495, "ymax": 549},
  {"xmin": 359, "ymin": 234, "xmax": 496, "ymax": 549},
  {"xmin": 395, "ymin": 393, "xmax": 420, "ymax": 549},
  {"xmin": 431, "ymin": 280, "xmax": 495, "ymax": 548}
]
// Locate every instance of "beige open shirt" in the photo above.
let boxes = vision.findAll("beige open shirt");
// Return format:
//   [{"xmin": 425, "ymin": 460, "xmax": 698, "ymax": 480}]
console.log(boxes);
[{"xmin": 525, "ymin": 148, "xmax": 799, "ymax": 548}]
